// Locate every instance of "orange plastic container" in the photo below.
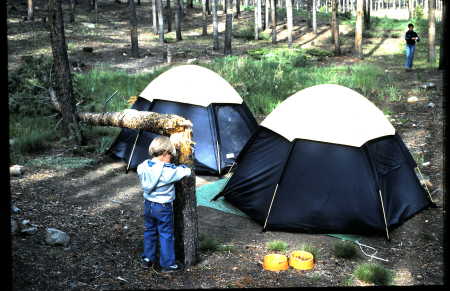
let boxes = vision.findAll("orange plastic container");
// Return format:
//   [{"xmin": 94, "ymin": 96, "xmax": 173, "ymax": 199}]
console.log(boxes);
[
  {"xmin": 289, "ymin": 251, "xmax": 315, "ymax": 270},
  {"xmin": 263, "ymin": 254, "xmax": 289, "ymax": 271}
]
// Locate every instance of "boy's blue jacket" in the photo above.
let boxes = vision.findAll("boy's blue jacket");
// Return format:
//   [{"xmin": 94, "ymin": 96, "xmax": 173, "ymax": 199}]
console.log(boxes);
[{"xmin": 137, "ymin": 159, "xmax": 191, "ymax": 204}]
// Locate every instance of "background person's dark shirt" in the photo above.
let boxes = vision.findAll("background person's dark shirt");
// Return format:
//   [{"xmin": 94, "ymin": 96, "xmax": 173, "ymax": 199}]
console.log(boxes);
[{"xmin": 405, "ymin": 30, "xmax": 419, "ymax": 45}]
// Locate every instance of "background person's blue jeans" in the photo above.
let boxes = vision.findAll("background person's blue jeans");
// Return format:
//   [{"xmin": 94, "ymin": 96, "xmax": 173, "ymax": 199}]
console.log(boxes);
[
  {"xmin": 142, "ymin": 200, "xmax": 176, "ymax": 268},
  {"xmin": 405, "ymin": 44, "xmax": 416, "ymax": 69}
]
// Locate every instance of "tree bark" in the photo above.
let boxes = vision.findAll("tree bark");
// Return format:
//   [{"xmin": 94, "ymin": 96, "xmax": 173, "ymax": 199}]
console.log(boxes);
[
  {"xmin": 157, "ymin": 0, "xmax": 165, "ymax": 43},
  {"xmin": 202, "ymin": 0, "xmax": 208, "ymax": 35},
  {"xmin": 427, "ymin": 0, "xmax": 436, "ymax": 63},
  {"xmin": 48, "ymin": 0, "xmax": 84, "ymax": 145},
  {"xmin": 175, "ymin": 0, "xmax": 183, "ymax": 40},
  {"xmin": 236, "ymin": 0, "xmax": 241, "ymax": 18},
  {"xmin": 354, "ymin": 0, "xmax": 364, "ymax": 58},
  {"xmin": 331, "ymin": 0, "xmax": 341, "ymax": 55},
  {"xmin": 286, "ymin": 0, "xmax": 293, "ymax": 47},
  {"xmin": 271, "ymin": 0, "xmax": 277, "ymax": 43},
  {"xmin": 212, "ymin": 0, "xmax": 220, "ymax": 50},
  {"xmin": 129, "ymin": 0, "xmax": 140, "ymax": 57},
  {"xmin": 187, "ymin": 0, "xmax": 194, "ymax": 8},
  {"xmin": 265, "ymin": 0, "xmax": 270, "ymax": 30},
  {"xmin": 224, "ymin": 0, "xmax": 233, "ymax": 55}
]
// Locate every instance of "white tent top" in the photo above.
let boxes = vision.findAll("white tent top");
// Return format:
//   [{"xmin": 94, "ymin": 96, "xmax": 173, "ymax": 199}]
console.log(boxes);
[
  {"xmin": 139, "ymin": 65, "xmax": 243, "ymax": 107},
  {"xmin": 260, "ymin": 84, "xmax": 396, "ymax": 147}
]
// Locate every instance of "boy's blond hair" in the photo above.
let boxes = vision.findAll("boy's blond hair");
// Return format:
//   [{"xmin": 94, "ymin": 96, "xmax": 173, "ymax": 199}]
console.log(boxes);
[{"xmin": 148, "ymin": 136, "xmax": 177, "ymax": 157}]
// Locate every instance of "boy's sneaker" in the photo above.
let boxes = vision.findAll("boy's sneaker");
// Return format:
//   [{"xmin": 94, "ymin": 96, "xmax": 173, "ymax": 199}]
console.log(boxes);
[
  {"xmin": 141, "ymin": 257, "xmax": 154, "ymax": 269},
  {"xmin": 160, "ymin": 264, "xmax": 182, "ymax": 273}
]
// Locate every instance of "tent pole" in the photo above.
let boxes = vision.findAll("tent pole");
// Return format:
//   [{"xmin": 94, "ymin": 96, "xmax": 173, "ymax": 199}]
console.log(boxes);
[
  {"xmin": 415, "ymin": 166, "xmax": 435, "ymax": 203},
  {"xmin": 216, "ymin": 140, "xmax": 221, "ymax": 176},
  {"xmin": 126, "ymin": 129, "xmax": 142, "ymax": 173},
  {"xmin": 262, "ymin": 184, "xmax": 279, "ymax": 231},
  {"xmin": 378, "ymin": 190, "xmax": 390, "ymax": 241}
]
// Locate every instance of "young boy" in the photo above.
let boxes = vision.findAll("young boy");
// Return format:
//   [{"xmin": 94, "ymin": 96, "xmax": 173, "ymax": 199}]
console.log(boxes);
[
  {"xmin": 137, "ymin": 136, "xmax": 191, "ymax": 272},
  {"xmin": 404, "ymin": 23, "xmax": 420, "ymax": 71}
]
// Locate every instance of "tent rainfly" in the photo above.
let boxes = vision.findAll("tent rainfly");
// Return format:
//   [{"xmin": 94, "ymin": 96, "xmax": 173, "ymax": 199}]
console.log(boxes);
[
  {"xmin": 213, "ymin": 84, "xmax": 432, "ymax": 238},
  {"xmin": 108, "ymin": 65, "xmax": 258, "ymax": 175}
]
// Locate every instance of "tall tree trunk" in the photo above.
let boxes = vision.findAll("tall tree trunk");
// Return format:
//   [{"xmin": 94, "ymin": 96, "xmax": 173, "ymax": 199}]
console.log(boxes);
[
  {"xmin": 69, "ymin": 0, "xmax": 76, "ymax": 23},
  {"xmin": 257, "ymin": 0, "xmax": 263, "ymax": 30},
  {"xmin": 187, "ymin": 0, "xmax": 194, "ymax": 8},
  {"xmin": 212, "ymin": 0, "xmax": 220, "ymax": 50},
  {"xmin": 255, "ymin": 0, "xmax": 260, "ymax": 40},
  {"xmin": 312, "ymin": 0, "xmax": 317, "ymax": 34},
  {"xmin": 157, "ymin": 0, "xmax": 165, "ymax": 43},
  {"xmin": 129, "ymin": 0, "xmax": 139, "ymax": 57},
  {"xmin": 48, "ymin": 0, "xmax": 84, "ymax": 145},
  {"xmin": 364, "ymin": 0, "xmax": 371, "ymax": 29},
  {"xmin": 207, "ymin": 0, "xmax": 211, "ymax": 15},
  {"xmin": 175, "ymin": 0, "xmax": 183, "ymax": 40},
  {"xmin": 224, "ymin": 0, "xmax": 233, "ymax": 55},
  {"xmin": 265, "ymin": 0, "xmax": 270, "ymax": 30},
  {"xmin": 355, "ymin": 0, "xmax": 363, "ymax": 58},
  {"xmin": 202, "ymin": 0, "xmax": 208, "ymax": 35},
  {"xmin": 167, "ymin": 0, "xmax": 172, "ymax": 32},
  {"xmin": 27, "ymin": 0, "xmax": 34, "ymax": 21},
  {"xmin": 438, "ymin": 0, "xmax": 447, "ymax": 69},
  {"xmin": 153, "ymin": 0, "xmax": 159, "ymax": 34},
  {"xmin": 408, "ymin": 0, "xmax": 414, "ymax": 19},
  {"xmin": 427, "ymin": 0, "xmax": 436, "ymax": 63},
  {"xmin": 271, "ymin": 0, "xmax": 277, "ymax": 43},
  {"xmin": 331, "ymin": 0, "xmax": 341, "ymax": 55},
  {"xmin": 286, "ymin": 0, "xmax": 293, "ymax": 47}
]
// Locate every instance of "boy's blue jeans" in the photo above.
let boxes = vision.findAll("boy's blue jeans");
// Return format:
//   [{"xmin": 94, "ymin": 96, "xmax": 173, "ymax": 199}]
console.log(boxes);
[
  {"xmin": 142, "ymin": 200, "xmax": 176, "ymax": 268},
  {"xmin": 405, "ymin": 44, "xmax": 416, "ymax": 69}
]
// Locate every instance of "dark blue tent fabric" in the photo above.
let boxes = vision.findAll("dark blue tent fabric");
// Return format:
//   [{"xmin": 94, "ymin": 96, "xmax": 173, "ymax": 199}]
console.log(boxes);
[
  {"xmin": 216, "ymin": 128, "xmax": 431, "ymax": 235},
  {"xmin": 108, "ymin": 97, "xmax": 258, "ymax": 175}
]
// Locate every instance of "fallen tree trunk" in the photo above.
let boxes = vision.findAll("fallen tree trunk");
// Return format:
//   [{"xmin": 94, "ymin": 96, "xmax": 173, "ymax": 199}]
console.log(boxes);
[
  {"xmin": 77, "ymin": 108, "xmax": 198, "ymax": 266},
  {"xmin": 78, "ymin": 109, "xmax": 192, "ymax": 136}
]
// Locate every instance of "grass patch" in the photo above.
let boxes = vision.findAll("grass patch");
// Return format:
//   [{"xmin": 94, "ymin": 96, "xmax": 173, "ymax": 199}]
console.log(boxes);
[
  {"xmin": 266, "ymin": 240, "xmax": 289, "ymax": 252},
  {"xmin": 353, "ymin": 263, "xmax": 394, "ymax": 285},
  {"xmin": 333, "ymin": 240, "xmax": 358, "ymax": 259},
  {"xmin": 26, "ymin": 156, "xmax": 96, "ymax": 169}
]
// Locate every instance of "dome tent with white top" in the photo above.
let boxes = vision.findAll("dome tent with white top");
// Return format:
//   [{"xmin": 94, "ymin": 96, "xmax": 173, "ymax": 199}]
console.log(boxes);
[
  {"xmin": 109, "ymin": 65, "xmax": 258, "ymax": 175},
  {"xmin": 213, "ymin": 84, "xmax": 432, "ymax": 237}
]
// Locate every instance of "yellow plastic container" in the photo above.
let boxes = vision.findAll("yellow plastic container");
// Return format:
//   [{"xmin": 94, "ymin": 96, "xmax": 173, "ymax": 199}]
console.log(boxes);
[
  {"xmin": 289, "ymin": 251, "xmax": 315, "ymax": 270},
  {"xmin": 263, "ymin": 254, "xmax": 289, "ymax": 271}
]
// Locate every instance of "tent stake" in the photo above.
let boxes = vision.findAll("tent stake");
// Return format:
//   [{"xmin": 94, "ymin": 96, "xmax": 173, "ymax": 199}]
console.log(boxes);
[
  {"xmin": 378, "ymin": 190, "xmax": 390, "ymax": 241},
  {"xmin": 262, "ymin": 184, "xmax": 279, "ymax": 231},
  {"xmin": 126, "ymin": 129, "xmax": 142, "ymax": 173},
  {"xmin": 416, "ymin": 166, "xmax": 435, "ymax": 203}
]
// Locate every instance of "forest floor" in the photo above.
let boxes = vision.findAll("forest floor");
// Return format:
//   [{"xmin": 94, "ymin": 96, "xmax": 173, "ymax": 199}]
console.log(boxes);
[{"xmin": 9, "ymin": 1, "xmax": 445, "ymax": 289}]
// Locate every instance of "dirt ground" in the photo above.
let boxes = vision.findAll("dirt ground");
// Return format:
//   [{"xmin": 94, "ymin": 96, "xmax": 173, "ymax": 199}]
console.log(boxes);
[{"xmin": 9, "ymin": 1, "xmax": 445, "ymax": 289}]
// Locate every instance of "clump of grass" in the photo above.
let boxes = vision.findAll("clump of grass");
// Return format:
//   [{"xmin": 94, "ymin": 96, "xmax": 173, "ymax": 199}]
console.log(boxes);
[
  {"xmin": 199, "ymin": 234, "xmax": 220, "ymax": 252},
  {"xmin": 217, "ymin": 244, "xmax": 236, "ymax": 253},
  {"xmin": 353, "ymin": 263, "xmax": 394, "ymax": 285},
  {"xmin": 333, "ymin": 240, "xmax": 358, "ymax": 259},
  {"xmin": 297, "ymin": 243, "xmax": 319, "ymax": 261},
  {"xmin": 266, "ymin": 240, "xmax": 289, "ymax": 252},
  {"xmin": 233, "ymin": 24, "xmax": 271, "ymax": 40}
]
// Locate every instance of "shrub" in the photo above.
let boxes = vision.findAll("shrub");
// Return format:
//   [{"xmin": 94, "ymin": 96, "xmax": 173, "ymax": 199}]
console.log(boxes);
[
  {"xmin": 199, "ymin": 234, "xmax": 220, "ymax": 252},
  {"xmin": 353, "ymin": 263, "xmax": 394, "ymax": 285},
  {"xmin": 333, "ymin": 240, "xmax": 358, "ymax": 259},
  {"xmin": 298, "ymin": 243, "xmax": 319, "ymax": 261},
  {"xmin": 266, "ymin": 240, "xmax": 289, "ymax": 252}
]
